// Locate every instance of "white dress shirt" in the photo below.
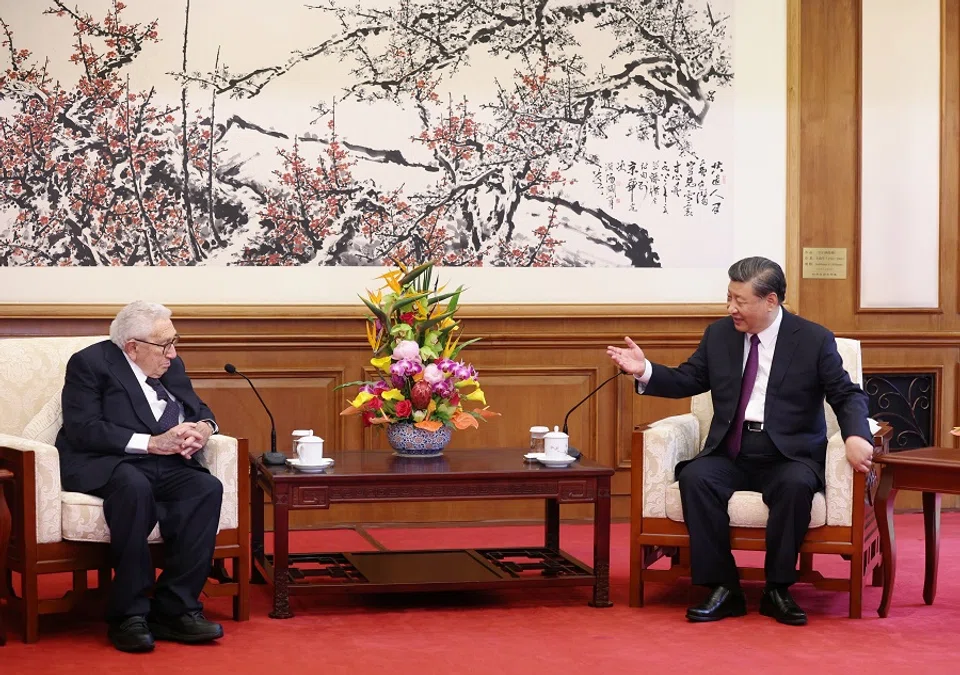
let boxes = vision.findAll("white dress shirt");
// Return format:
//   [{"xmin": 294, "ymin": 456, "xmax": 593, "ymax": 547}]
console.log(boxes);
[
  {"xmin": 635, "ymin": 307, "xmax": 784, "ymax": 424},
  {"xmin": 123, "ymin": 353, "xmax": 184, "ymax": 454}
]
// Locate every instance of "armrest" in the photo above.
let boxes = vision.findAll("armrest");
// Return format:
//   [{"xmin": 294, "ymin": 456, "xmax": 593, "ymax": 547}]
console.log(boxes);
[
  {"xmin": 640, "ymin": 413, "xmax": 701, "ymax": 518},
  {"xmin": 824, "ymin": 431, "xmax": 852, "ymax": 526},
  {"xmin": 825, "ymin": 423, "xmax": 892, "ymax": 527},
  {"xmin": 196, "ymin": 434, "xmax": 239, "ymax": 531},
  {"xmin": 0, "ymin": 433, "xmax": 61, "ymax": 544}
]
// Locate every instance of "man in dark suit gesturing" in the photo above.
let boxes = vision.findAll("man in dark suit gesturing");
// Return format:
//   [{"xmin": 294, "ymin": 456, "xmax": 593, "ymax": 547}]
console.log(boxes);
[
  {"xmin": 607, "ymin": 257, "xmax": 874, "ymax": 625},
  {"xmin": 56, "ymin": 301, "xmax": 224, "ymax": 652}
]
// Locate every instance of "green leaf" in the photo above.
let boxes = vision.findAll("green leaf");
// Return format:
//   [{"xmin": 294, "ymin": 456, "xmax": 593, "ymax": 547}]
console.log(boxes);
[
  {"xmin": 390, "ymin": 291, "xmax": 431, "ymax": 313},
  {"xmin": 450, "ymin": 336, "xmax": 481, "ymax": 358},
  {"xmin": 420, "ymin": 344, "xmax": 439, "ymax": 361},
  {"xmin": 398, "ymin": 260, "xmax": 435, "ymax": 288},
  {"xmin": 446, "ymin": 286, "xmax": 462, "ymax": 313},
  {"xmin": 425, "ymin": 287, "xmax": 463, "ymax": 310},
  {"xmin": 359, "ymin": 294, "xmax": 388, "ymax": 325},
  {"xmin": 334, "ymin": 379, "xmax": 380, "ymax": 391},
  {"xmin": 416, "ymin": 309, "xmax": 458, "ymax": 333}
]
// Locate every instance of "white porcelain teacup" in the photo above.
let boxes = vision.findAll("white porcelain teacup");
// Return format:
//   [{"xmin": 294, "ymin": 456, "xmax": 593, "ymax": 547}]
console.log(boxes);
[
  {"xmin": 296, "ymin": 435, "xmax": 325, "ymax": 465},
  {"xmin": 291, "ymin": 429, "xmax": 313, "ymax": 454},
  {"xmin": 543, "ymin": 426, "xmax": 569, "ymax": 459}
]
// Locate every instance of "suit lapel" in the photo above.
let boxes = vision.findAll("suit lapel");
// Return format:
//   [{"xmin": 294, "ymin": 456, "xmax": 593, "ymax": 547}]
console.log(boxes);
[
  {"xmin": 726, "ymin": 319, "xmax": 745, "ymax": 389},
  {"xmin": 104, "ymin": 342, "xmax": 160, "ymax": 432},
  {"xmin": 767, "ymin": 310, "xmax": 801, "ymax": 397}
]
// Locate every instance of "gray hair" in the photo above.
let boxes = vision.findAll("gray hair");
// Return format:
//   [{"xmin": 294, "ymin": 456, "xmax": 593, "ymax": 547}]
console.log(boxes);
[
  {"xmin": 109, "ymin": 301, "xmax": 172, "ymax": 348},
  {"xmin": 728, "ymin": 256, "xmax": 786, "ymax": 303}
]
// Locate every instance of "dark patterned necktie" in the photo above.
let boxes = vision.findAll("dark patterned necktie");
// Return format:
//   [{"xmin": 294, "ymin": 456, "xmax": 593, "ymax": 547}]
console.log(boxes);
[
  {"xmin": 725, "ymin": 334, "xmax": 761, "ymax": 460},
  {"xmin": 145, "ymin": 377, "xmax": 181, "ymax": 433}
]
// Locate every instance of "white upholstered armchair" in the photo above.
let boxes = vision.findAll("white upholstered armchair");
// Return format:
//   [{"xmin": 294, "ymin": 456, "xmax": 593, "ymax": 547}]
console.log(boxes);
[
  {"xmin": 0, "ymin": 336, "xmax": 249, "ymax": 642},
  {"xmin": 629, "ymin": 337, "xmax": 891, "ymax": 618}
]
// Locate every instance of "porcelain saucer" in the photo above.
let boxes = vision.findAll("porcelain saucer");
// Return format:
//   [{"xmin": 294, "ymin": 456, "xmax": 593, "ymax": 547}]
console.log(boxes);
[
  {"xmin": 527, "ymin": 452, "xmax": 577, "ymax": 468},
  {"xmin": 286, "ymin": 457, "xmax": 335, "ymax": 472}
]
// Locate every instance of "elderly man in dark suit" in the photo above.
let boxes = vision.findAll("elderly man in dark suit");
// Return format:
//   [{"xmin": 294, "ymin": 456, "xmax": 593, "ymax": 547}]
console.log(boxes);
[
  {"xmin": 607, "ymin": 257, "xmax": 874, "ymax": 625},
  {"xmin": 56, "ymin": 301, "xmax": 224, "ymax": 652}
]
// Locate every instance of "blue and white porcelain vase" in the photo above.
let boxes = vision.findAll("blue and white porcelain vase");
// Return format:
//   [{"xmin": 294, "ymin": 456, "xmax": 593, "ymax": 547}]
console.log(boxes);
[{"xmin": 386, "ymin": 422, "xmax": 452, "ymax": 457}]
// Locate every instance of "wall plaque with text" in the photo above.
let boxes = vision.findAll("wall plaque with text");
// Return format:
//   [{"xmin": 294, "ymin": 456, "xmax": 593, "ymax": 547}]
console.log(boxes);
[{"xmin": 802, "ymin": 247, "xmax": 848, "ymax": 279}]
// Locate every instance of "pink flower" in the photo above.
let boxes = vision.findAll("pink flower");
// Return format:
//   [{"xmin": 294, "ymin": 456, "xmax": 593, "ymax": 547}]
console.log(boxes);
[
  {"xmin": 391, "ymin": 358, "xmax": 422, "ymax": 378},
  {"xmin": 392, "ymin": 339, "xmax": 421, "ymax": 361},
  {"xmin": 422, "ymin": 363, "xmax": 444, "ymax": 385}
]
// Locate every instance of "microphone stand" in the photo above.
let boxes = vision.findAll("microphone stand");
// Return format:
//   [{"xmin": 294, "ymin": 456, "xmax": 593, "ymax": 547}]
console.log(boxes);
[
  {"xmin": 562, "ymin": 370, "xmax": 624, "ymax": 460},
  {"xmin": 224, "ymin": 364, "xmax": 286, "ymax": 466}
]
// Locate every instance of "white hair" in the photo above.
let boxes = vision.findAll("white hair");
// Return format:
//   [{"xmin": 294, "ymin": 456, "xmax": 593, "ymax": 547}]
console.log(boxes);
[{"xmin": 109, "ymin": 301, "xmax": 172, "ymax": 348}]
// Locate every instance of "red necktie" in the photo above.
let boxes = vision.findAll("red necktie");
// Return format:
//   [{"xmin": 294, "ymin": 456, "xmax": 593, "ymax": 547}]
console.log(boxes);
[{"xmin": 725, "ymin": 334, "xmax": 760, "ymax": 459}]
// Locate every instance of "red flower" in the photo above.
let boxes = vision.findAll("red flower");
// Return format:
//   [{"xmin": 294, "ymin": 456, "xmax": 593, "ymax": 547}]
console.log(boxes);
[
  {"xmin": 368, "ymin": 396, "xmax": 383, "ymax": 410},
  {"xmin": 394, "ymin": 399, "xmax": 413, "ymax": 418},
  {"xmin": 362, "ymin": 411, "xmax": 375, "ymax": 427},
  {"xmin": 410, "ymin": 380, "xmax": 433, "ymax": 409},
  {"xmin": 400, "ymin": 312, "xmax": 416, "ymax": 325}
]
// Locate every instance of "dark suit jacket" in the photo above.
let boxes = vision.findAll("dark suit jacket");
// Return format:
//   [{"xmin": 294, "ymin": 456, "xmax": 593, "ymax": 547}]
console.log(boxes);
[
  {"xmin": 55, "ymin": 340, "xmax": 216, "ymax": 494},
  {"xmin": 642, "ymin": 310, "xmax": 871, "ymax": 483}
]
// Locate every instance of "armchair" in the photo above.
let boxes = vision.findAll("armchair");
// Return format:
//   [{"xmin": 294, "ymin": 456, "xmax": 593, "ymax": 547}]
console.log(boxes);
[
  {"xmin": 629, "ymin": 337, "xmax": 891, "ymax": 618},
  {"xmin": 0, "ymin": 336, "xmax": 250, "ymax": 642}
]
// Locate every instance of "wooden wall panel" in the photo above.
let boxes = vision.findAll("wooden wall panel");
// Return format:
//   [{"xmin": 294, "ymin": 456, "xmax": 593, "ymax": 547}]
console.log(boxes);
[{"xmin": 2, "ymin": 0, "xmax": 959, "ymax": 523}]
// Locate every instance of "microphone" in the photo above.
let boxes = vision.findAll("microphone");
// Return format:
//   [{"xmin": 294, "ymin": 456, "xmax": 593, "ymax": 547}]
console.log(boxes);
[
  {"xmin": 562, "ymin": 370, "xmax": 625, "ymax": 460},
  {"xmin": 224, "ymin": 363, "xmax": 285, "ymax": 466}
]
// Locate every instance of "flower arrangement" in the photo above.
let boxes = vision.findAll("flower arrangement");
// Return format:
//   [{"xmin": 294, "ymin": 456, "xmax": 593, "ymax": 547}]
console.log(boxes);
[{"xmin": 338, "ymin": 260, "xmax": 498, "ymax": 434}]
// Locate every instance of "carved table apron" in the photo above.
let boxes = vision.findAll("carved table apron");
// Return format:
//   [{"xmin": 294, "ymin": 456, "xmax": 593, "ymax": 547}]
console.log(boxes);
[{"xmin": 249, "ymin": 449, "xmax": 615, "ymax": 618}]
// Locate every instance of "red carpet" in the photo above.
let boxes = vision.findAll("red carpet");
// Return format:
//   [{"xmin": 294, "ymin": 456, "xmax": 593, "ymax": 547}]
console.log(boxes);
[{"xmin": 2, "ymin": 513, "xmax": 959, "ymax": 674}]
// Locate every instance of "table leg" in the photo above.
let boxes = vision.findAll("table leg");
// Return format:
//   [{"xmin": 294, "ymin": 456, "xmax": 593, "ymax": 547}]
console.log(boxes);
[
  {"xmin": 269, "ymin": 485, "xmax": 294, "ymax": 619},
  {"xmin": 250, "ymin": 463, "xmax": 266, "ymax": 584},
  {"xmin": 589, "ymin": 476, "xmax": 613, "ymax": 608},
  {"xmin": 545, "ymin": 498, "xmax": 560, "ymax": 551},
  {"xmin": 922, "ymin": 491, "xmax": 941, "ymax": 605},
  {"xmin": 875, "ymin": 470, "xmax": 897, "ymax": 617}
]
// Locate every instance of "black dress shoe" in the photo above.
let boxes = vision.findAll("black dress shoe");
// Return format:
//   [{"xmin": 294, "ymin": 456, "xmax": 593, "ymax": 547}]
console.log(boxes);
[
  {"xmin": 148, "ymin": 610, "xmax": 224, "ymax": 643},
  {"xmin": 108, "ymin": 615, "xmax": 155, "ymax": 653},
  {"xmin": 760, "ymin": 587, "xmax": 808, "ymax": 626},
  {"xmin": 686, "ymin": 585, "xmax": 748, "ymax": 622}
]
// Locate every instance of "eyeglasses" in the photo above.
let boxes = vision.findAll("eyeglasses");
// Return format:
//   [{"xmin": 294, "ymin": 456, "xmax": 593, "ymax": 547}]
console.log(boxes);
[{"xmin": 133, "ymin": 335, "xmax": 180, "ymax": 355}]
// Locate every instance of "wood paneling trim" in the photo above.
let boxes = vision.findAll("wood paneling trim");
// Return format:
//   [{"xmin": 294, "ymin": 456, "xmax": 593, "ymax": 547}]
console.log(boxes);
[
  {"xmin": 947, "ymin": 0, "xmax": 960, "ymax": 317},
  {"xmin": 786, "ymin": 0, "xmax": 802, "ymax": 315},
  {"xmin": 0, "ymin": 303, "xmax": 735, "ymax": 320}
]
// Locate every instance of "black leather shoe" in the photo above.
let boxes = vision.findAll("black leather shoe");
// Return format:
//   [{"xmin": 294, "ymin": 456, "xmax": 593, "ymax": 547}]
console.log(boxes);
[
  {"xmin": 149, "ymin": 610, "xmax": 224, "ymax": 643},
  {"xmin": 108, "ymin": 615, "xmax": 155, "ymax": 653},
  {"xmin": 760, "ymin": 587, "xmax": 808, "ymax": 626},
  {"xmin": 686, "ymin": 585, "xmax": 747, "ymax": 622}
]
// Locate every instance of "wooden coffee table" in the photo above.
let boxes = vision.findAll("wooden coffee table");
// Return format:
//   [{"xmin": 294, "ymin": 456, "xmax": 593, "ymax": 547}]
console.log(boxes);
[
  {"xmin": 874, "ymin": 447, "xmax": 960, "ymax": 617},
  {"xmin": 249, "ymin": 449, "xmax": 615, "ymax": 619}
]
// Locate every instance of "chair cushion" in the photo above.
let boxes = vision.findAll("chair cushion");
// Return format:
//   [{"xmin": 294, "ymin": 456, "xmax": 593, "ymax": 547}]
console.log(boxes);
[
  {"xmin": 61, "ymin": 491, "xmax": 162, "ymax": 543},
  {"xmin": 665, "ymin": 482, "xmax": 827, "ymax": 528},
  {"xmin": 21, "ymin": 392, "xmax": 62, "ymax": 446}
]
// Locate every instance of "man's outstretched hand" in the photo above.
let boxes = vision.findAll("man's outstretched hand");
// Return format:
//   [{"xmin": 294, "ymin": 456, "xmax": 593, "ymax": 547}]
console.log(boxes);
[{"xmin": 606, "ymin": 337, "xmax": 647, "ymax": 377}]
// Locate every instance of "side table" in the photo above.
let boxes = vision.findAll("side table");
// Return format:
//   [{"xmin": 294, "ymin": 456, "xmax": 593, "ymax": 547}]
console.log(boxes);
[
  {"xmin": 874, "ymin": 447, "xmax": 960, "ymax": 617},
  {"xmin": 0, "ymin": 468, "xmax": 12, "ymax": 646}
]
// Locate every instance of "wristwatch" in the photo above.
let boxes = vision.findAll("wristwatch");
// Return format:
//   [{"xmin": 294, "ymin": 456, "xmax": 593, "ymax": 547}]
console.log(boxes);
[{"xmin": 200, "ymin": 419, "xmax": 219, "ymax": 435}]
